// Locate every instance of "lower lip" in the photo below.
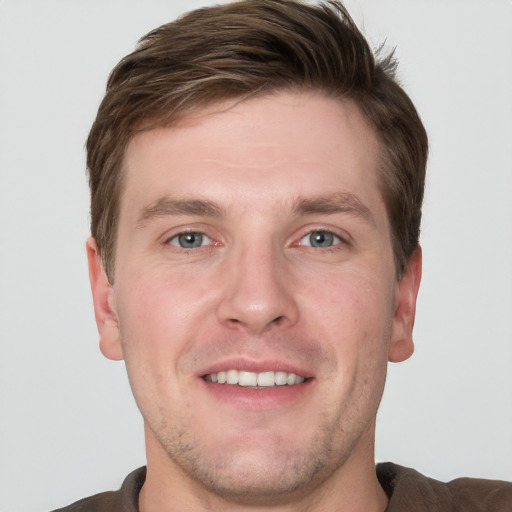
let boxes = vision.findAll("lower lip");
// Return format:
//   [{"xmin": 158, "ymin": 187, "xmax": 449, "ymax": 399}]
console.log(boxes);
[{"xmin": 201, "ymin": 379, "xmax": 313, "ymax": 410}]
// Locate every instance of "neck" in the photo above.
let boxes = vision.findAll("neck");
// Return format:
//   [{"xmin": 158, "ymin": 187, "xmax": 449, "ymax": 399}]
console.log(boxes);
[{"xmin": 139, "ymin": 423, "xmax": 388, "ymax": 512}]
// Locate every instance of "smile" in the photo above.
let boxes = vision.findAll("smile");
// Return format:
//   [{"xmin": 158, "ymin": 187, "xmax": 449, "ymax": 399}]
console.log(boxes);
[{"xmin": 203, "ymin": 370, "xmax": 306, "ymax": 387}]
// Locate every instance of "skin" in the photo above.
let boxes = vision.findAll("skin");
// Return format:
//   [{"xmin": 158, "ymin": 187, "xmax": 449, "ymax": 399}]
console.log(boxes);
[{"xmin": 87, "ymin": 91, "xmax": 421, "ymax": 511}]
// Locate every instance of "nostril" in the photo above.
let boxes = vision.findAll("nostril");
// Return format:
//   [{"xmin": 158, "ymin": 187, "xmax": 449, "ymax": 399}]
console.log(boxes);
[{"xmin": 224, "ymin": 315, "xmax": 284, "ymax": 332}]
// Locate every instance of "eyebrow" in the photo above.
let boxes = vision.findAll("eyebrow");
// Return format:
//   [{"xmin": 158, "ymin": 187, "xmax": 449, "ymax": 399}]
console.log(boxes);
[
  {"xmin": 137, "ymin": 197, "xmax": 225, "ymax": 228},
  {"xmin": 293, "ymin": 192, "xmax": 376, "ymax": 226},
  {"xmin": 136, "ymin": 191, "xmax": 375, "ymax": 228}
]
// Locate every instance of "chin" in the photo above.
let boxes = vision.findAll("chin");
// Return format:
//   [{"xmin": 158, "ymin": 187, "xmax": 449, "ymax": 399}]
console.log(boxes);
[
  {"xmin": 160, "ymin": 427, "xmax": 345, "ymax": 505},
  {"xmin": 184, "ymin": 452, "xmax": 327, "ymax": 504}
]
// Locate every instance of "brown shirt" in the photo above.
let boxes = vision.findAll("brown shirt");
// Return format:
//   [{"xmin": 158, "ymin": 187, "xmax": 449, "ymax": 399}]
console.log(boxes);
[
  {"xmin": 52, "ymin": 463, "xmax": 512, "ymax": 511},
  {"xmin": 378, "ymin": 463, "xmax": 512, "ymax": 511}
]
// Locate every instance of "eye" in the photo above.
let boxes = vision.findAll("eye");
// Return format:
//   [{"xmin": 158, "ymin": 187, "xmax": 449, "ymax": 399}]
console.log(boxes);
[
  {"xmin": 168, "ymin": 232, "xmax": 212, "ymax": 249},
  {"xmin": 299, "ymin": 230, "xmax": 342, "ymax": 248}
]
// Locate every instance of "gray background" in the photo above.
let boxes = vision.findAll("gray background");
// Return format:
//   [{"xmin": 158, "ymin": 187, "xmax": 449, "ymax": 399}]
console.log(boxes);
[{"xmin": 0, "ymin": 1, "xmax": 511, "ymax": 511}]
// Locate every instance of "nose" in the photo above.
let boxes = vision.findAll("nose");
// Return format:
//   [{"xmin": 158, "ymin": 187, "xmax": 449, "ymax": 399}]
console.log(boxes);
[{"xmin": 216, "ymin": 242, "xmax": 299, "ymax": 335}]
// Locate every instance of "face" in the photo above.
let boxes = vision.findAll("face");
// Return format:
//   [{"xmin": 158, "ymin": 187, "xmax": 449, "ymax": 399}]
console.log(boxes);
[{"xmin": 88, "ymin": 91, "xmax": 420, "ymax": 505}]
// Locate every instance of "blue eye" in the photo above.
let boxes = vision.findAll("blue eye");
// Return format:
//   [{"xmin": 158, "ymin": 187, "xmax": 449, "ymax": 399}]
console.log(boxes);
[
  {"xmin": 300, "ymin": 230, "xmax": 341, "ymax": 248},
  {"xmin": 169, "ymin": 232, "xmax": 211, "ymax": 248}
]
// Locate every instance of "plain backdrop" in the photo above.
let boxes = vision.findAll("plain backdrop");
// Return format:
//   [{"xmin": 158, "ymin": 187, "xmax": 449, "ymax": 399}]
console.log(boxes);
[{"xmin": 0, "ymin": 1, "xmax": 511, "ymax": 511}]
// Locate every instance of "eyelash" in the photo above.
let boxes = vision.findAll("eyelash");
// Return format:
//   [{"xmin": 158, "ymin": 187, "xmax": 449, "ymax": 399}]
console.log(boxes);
[
  {"xmin": 297, "ymin": 230, "xmax": 345, "ymax": 249},
  {"xmin": 164, "ymin": 227, "xmax": 348, "ymax": 252},
  {"xmin": 165, "ymin": 231, "xmax": 214, "ymax": 249}
]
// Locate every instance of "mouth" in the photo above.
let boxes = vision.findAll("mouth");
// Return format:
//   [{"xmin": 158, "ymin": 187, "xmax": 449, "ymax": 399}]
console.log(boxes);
[{"xmin": 203, "ymin": 370, "xmax": 307, "ymax": 388}]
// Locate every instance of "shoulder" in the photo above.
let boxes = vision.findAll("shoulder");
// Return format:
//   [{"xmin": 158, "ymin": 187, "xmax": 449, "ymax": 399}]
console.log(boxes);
[
  {"xmin": 446, "ymin": 475, "xmax": 512, "ymax": 511},
  {"xmin": 51, "ymin": 491, "xmax": 120, "ymax": 512},
  {"xmin": 377, "ymin": 462, "xmax": 512, "ymax": 512},
  {"xmin": 50, "ymin": 467, "xmax": 146, "ymax": 512}
]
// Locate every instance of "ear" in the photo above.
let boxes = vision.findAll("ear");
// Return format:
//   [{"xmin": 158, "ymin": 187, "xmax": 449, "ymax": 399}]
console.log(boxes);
[
  {"xmin": 388, "ymin": 246, "xmax": 422, "ymax": 363},
  {"xmin": 86, "ymin": 237, "xmax": 124, "ymax": 361}
]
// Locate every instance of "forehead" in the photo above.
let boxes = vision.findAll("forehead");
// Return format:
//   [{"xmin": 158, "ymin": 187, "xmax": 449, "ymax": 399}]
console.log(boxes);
[{"xmin": 121, "ymin": 91, "xmax": 384, "ymax": 219}]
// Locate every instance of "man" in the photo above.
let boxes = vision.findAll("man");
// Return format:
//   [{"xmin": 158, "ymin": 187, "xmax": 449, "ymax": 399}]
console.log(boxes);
[{"xmin": 54, "ymin": 0, "xmax": 512, "ymax": 510}]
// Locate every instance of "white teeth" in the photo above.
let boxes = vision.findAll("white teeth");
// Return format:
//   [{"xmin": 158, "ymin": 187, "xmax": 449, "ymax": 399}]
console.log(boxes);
[
  {"xmin": 203, "ymin": 369, "xmax": 307, "ymax": 387},
  {"xmin": 238, "ymin": 371, "xmax": 257, "ymax": 387},
  {"xmin": 257, "ymin": 371, "xmax": 275, "ymax": 387},
  {"xmin": 226, "ymin": 369, "xmax": 238, "ymax": 384},
  {"xmin": 275, "ymin": 371, "xmax": 288, "ymax": 386}
]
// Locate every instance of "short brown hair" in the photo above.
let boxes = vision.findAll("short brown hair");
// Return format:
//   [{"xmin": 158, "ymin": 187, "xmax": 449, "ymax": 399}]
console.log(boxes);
[{"xmin": 87, "ymin": 0, "xmax": 428, "ymax": 281}]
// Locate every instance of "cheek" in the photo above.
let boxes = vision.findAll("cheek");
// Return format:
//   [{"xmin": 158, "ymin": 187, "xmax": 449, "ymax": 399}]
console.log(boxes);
[
  {"xmin": 299, "ymin": 266, "xmax": 394, "ymax": 338},
  {"xmin": 117, "ymin": 265, "xmax": 212, "ymax": 331},
  {"xmin": 114, "ymin": 274, "xmax": 190, "ymax": 374},
  {"xmin": 114, "ymin": 265, "xmax": 229, "ymax": 391},
  {"xmin": 114, "ymin": 276, "xmax": 196, "ymax": 410},
  {"xmin": 298, "ymin": 267, "xmax": 394, "ymax": 393}
]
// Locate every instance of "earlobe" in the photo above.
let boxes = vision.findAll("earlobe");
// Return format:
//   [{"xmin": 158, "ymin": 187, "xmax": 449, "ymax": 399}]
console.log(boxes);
[
  {"xmin": 86, "ymin": 237, "xmax": 124, "ymax": 361},
  {"xmin": 388, "ymin": 246, "xmax": 422, "ymax": 363}
]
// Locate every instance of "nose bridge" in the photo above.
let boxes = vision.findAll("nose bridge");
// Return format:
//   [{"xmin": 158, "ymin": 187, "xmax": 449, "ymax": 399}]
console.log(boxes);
[{"xmin": 217, "ymin": 234, "xmax": 299, "ymax": 334}]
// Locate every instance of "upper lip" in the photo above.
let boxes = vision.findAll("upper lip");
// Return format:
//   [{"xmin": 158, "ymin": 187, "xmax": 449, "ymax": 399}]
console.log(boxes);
[{"xmin": 198, "ymin": 358, "xmax": 312, "ymax": 378}]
